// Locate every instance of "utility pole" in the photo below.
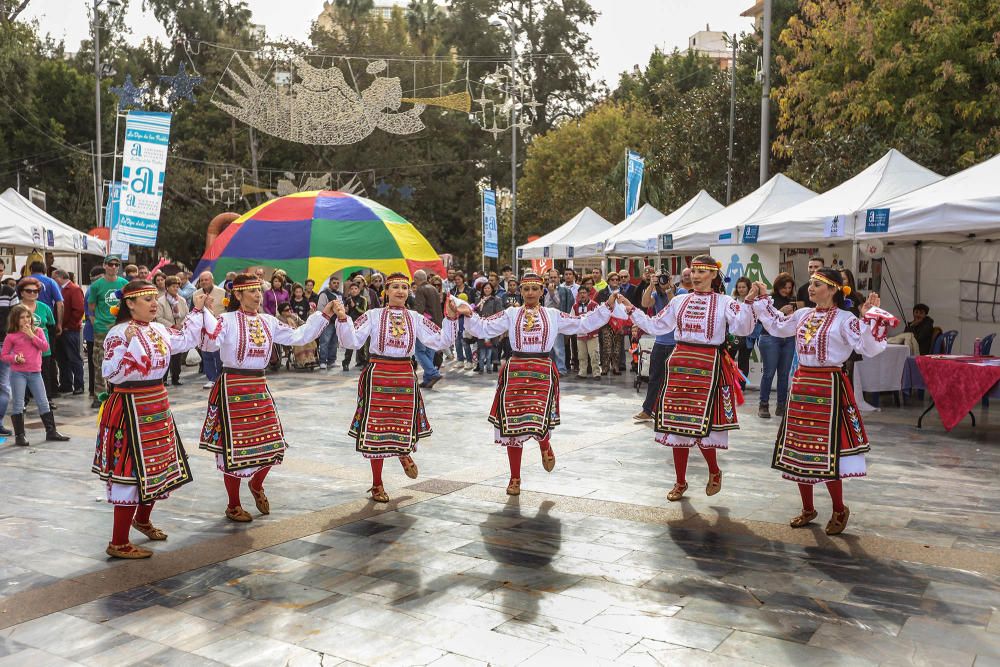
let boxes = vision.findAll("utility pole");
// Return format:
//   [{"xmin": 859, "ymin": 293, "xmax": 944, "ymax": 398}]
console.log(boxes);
[
  {"xmin": 727, "ymin": 35, "xmax": 737, "ymax": 204},
  {"xmin": 93, "ymin": 0, "xmax": 103, "ymax": 229},
  {"xmin": 759, "ymin": 0, "xmax": 772, "ymax": 186},
  {"xmin": 509, "ymin": 33, "xmax": 518, "ymax": 276}
]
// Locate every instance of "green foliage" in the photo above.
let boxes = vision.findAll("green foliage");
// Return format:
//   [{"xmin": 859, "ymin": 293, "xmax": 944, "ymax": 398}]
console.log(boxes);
[{"xmin": 774, "ymin": 0, "xmax": 1000, "ymax": 189}]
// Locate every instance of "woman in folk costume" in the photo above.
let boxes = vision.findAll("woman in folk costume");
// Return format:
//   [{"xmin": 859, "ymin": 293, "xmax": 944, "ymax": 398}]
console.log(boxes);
[
  {"xmin": 333, "ymin": 272, "xmax": 459, "ymax": 503},
  {"xmin": 92, "ymin": 280, "xmax": 210, "ymax": 559},
  {"xmin": 621, "ymin": 255, "xmax": 758, "ymax": 502},
  {"xmin": 456, "ymin": 272, "xmax": 622, "ymax": 496},
  {"xmin": 200, "ymin": 273, "xmax": 336, "ymax": 522},
  {"xmin": 750, "ymin": 269, "xmax": 892, "ymax": 534}
]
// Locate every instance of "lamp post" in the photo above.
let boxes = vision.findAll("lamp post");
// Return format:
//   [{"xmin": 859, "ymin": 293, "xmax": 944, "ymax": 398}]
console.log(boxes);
[
  {"xmin": 92, "ymin": 0, "xmax": 121, "ymax": 229},
  {"xmin": 759, "ymin": 0, "xmax": 772, "ymax": 186},
  {"xmin": 492, "ymin": 15, "xmax": 519, "ymax": 275}
]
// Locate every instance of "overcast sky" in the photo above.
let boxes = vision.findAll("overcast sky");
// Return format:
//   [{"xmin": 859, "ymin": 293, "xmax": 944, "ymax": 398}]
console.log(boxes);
[{"xmin": 23, "ymin": 0, "xmax": 753, "ymax": 88}]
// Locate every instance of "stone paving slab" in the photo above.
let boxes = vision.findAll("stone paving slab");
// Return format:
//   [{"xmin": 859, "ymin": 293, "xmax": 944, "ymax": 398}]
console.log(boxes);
[{"xmin": 0, "ymin": 362, "xmax": 998, "ymax": 665}]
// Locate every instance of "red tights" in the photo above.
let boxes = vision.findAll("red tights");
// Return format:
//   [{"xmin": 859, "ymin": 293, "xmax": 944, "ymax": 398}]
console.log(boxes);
[
  {"xmin": 224, "ymin": 467, "xmax": 271, "ymax": 510},
  {"xmin": 671, "ymin": 446, "xmax": 720, "ymax": 485},
  {"xmin": 506, "ymin": 437, "xmax": 550, "ymax": 479},
  {"xmin": 797, "ymin": 480, "xmax": 845, "ymax": 512},
  {"xmin": 112, "ymin": 501, "xmax": 154, "ymax": 545},
  {"xmin": 370, "ymin": 458, "xmax": 384, "ymax": 487}
]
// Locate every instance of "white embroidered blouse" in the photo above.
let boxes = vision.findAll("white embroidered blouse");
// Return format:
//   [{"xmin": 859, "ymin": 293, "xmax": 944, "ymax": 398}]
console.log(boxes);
[
  {"xmin": 752, "ymin": 300, "xmax": 888, "ymax": 366},
  {"xmin": 200, "ymin": 309, "xmax": 330, "ymax": 369},
  {"xmin": 463, "ymin": 303, "xmax": 615, "ymax": 353},
  {"xmin": 626, "ymin": 291, "xmax": 756, "ymax": 345},
  {"xmin": 336, "ymin": 307, "xmax": 458, "ymax": 355},
  {"xmin": 102, "ymin": 313, "xmax": 206, "ymax": 383}
]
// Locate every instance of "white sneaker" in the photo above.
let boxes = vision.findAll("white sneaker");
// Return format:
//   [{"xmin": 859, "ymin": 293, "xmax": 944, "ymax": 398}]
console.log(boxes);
[
  {"xmin": 319, "ymin": 363, "xmax": 327, "ymax": 370},
  {"xmin": 202, "ymin": 381, "xmax": 213, "ymax": 389},
  {"xmin": 464, "ymin": 361, "xmax": 473, "ymax": 370}
]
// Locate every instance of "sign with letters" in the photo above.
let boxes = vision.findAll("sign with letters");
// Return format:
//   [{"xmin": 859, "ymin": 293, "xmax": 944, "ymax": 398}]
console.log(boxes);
[
  {"xmin": 864, "ymin": 208, "xmax": 890, "ymax": 234},
  {"xmin": 482, "ymin": 189, "xmax": 498, "ymax": 259},
  {"xmin": 117, "ymin": 111, "xmax": 172, "ymax": 247},
  {"xmin": 823, "ymin": 213, "xmax": 848, "ymax": 238},
  {"xmin": 741, "ymin": 225, "xmax": 759, "ymax": 244}
]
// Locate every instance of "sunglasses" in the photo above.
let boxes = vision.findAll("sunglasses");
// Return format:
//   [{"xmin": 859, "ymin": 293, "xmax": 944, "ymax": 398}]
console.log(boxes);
[
  {"xmin": 21, "ymin": 288, "xmax": 38, "ymax": 294},
  {"xmin": 106, "ymin": 262, "xmax": 121, "ymax": 267}
]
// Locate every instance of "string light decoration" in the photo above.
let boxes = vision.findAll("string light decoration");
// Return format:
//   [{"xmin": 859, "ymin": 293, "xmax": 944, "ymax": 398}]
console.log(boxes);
[
  {"xmin": 212, "ymin": 55, "xmax": 471, "ymax": 146},
  {"xmin": 110, "ymin": 74, "xmax": 148, "ymax": 111},
  {"xmin": 470, "ymin": 63, "xmax": 537, "ymax": 135},
  {"xmin": 159, "ymin": 62, "xmax": 203, "ymax": 105},
  {"xmin": 204, "ymin": 167, "xmax": 377, "ymax": 202},
  {"xmin": 202, "ymin": 168, "xmax": 242, "ymax": 205}
]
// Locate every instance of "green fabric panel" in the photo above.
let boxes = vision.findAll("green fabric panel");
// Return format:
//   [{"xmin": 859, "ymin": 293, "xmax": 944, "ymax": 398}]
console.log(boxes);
[{"xmin": 309, "ymin": 218, "xmax": 401, "ymax": 260}]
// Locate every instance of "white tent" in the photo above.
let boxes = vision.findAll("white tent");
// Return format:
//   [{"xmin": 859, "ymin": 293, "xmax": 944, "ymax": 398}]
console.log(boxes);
[
  {"xmin": 0, "ymin": 188, "xmax": 106, "ymax": 256},
  {"xmin": 866, "ymin": 152, "xmax": 1000, "ymax": 242},
  {"xmin": 573, "ymin": 204, "xmax": 665, "ymax": 258},
  {"xmin": 671, "ymin": 174, "xmax": 817, "ymax": 251},
  {"xmin": 607, "ymin": 190, "xmax": 724, "ymax": 256},
  {"xmin": 517, "ymin": 207, "xmax": 613, "ymax": 260},
  {"xmin": 753, "ymin": 149, "xmax": 942, "ymax": 244}
]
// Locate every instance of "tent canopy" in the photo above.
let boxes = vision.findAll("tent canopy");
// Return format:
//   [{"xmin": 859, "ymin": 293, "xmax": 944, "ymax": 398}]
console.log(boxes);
[
  {"xmin": 0, "ymin": 188, "xmax": 106, "ymax": 256},
  {"xmin": 671, "ymin": 174, "xmax": 817, "ymax": 251},
  {"xmin": 867, "ymin": 152, "xmax": 1000, "ymax": 242},
  {"xmin": 607, "ymin": 190, "xmax": 724, "ymax": 255},
  {"xmin": 753, "ymin": 149, "xmax": 942, "ymax": 244},
  {"xmin": 573, "ymin": 204, "xmax": 665, "ymax": 258},
  {"xmin": 518, "ymin": 207, "xmax": 613, "ymax": 260}
]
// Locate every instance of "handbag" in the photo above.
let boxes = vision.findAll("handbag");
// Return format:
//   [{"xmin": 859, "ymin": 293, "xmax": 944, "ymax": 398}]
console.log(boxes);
[{"xmin": 184, "ymin": 348, "xmax": 201, "ymax": 366}]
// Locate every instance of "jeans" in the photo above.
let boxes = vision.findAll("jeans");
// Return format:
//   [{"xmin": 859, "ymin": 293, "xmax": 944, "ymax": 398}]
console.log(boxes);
[
  {"xmin": 456, "ymin": 337, "xmax": 473, "ymax": 363},
  {"xmin": 57, "ymin": 330, "xmax": 84, "ymax": 392},
  {"xmin": 10, "ymin": 370, "xmax": 49, "ymax": 415},
  {"xmin": 0, "ymin": 360, "xmax": 10, "ymax": 420},
  {"xmin": 550, "ymin": 333, "xmax": 567, "ymax": 374},
  {"xmin": 759, "ymin": 334, "xmax": 795, "ymax": 406},
  {"xmin": 317, "ymin": 324, "xmax": 339, "ymax": 365},
  {"xmin": 641, "ymin": 343, "xmax": 674, "ymax": 415},
  {"xmin": 415, "ymin": 340, "xmax": 440, "ymax": 381},
  {"xmin": 202, "ymin": 349, "xmax": 222, "ymax": 382},
  {"xmin": 477, "ymin": 340, "xmax": 494, "ymax": 371}
]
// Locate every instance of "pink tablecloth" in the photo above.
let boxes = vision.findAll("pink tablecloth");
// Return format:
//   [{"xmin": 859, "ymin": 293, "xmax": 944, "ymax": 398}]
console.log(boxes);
[{"xmin": 914, "ymin": 355, "xmax": 1000, "ymax": 430}]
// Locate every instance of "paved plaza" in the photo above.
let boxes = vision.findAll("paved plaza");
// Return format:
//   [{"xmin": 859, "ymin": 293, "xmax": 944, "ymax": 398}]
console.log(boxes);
[{"xmin": 0, "ymin": 364, "xmax": 998, "ymax": 666}]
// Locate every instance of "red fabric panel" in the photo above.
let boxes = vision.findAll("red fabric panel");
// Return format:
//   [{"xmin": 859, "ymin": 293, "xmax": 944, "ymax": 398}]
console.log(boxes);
[{"xmin": 916, "ymin": 356, "xmax": 1000, "ymax": 430}]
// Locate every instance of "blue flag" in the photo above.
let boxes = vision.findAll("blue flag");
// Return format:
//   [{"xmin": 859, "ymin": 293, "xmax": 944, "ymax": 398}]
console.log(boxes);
[{"xmin": 625, "ymin": 150, "xmax": 645, "ymax": 217}]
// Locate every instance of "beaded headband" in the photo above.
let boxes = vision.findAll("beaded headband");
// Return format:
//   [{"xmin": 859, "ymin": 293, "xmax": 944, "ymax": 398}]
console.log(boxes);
[
  {"xmin": 385, "ymin": 275, "xmax": 410, "ymax": 287},
  {"xmin": 811, "ymin": 272, "xmax": 851, "ymax": 296},
  {"xmin": 520, "ymin": 274, "xmax": 543, "ymax": 287},
  {"xmin": 121, "ymin": 287, "xmax": 158, "ymax": 299},
  {"xmin": 231, "ymin": 280, "xmax": 263, "ymax": 292},
  {"xmin": 691, "ymin": 261, "xmax": 722, "ymax": 272}
]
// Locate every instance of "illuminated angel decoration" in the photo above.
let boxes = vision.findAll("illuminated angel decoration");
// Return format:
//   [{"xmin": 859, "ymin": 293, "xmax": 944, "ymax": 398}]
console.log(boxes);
[{"xmin": 213, "ymin": 56, "xmax": 469, "ymax": 145}]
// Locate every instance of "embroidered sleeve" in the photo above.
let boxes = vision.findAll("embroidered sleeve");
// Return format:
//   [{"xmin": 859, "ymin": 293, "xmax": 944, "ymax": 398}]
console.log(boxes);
[
  {"xmin": 628, "ymin": 297, "xmax": 677, "ymax": 336},
  {"xmin": 464, "ymin": 308, "xmax": 510, "ymax": 339},
  {"xmin": 753, "ymin": 298, "xmax": 802, "ymax": 338},
  {"xmin": 270, "ymin": 311, "xmax": 329, "ymax": 347},
  {"xmin": 102, "ymin": 332, "xmax": 150, "ymax": 381},
  {"xmin": 556, "ymin": 302, "xmax": 613, "ymax": 336},
  {"xmin": 336, "ymin": 309, "xmax": 371, "ymax": 350},
  {"xmin": 724, "ymin": 295, "xmax": 756, "ymax": 336},
  {"xmin": 415, "ymin": 310, "xmax": 457, "ymax": 351},
  {"xmin": 845, "ymin": 314, "xmax": 888, "ymax": 358},
  {"xmin": 165, "ymin": 309, "xmax": 206, "ymax": 354}
]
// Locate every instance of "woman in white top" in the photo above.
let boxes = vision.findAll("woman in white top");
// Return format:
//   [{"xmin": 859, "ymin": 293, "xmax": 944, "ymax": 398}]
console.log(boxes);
[
  {"xmin": 199, "ymin": 273, "xmax": 335, "ymax": 522},
  {"xmin": 750, "ymin": 268, "xmax": 891, "ymax": 535},
  {"xmin": 457, "ymin": 272, "xmax": 619, "ymax": 496},
  {"xmin": 334, "ymin": 272, "xmax": 459, "ymax": 503},
  {"xmin": 621, "ymin": 255, "xmax": 759, "ymax": 503},
  {"xmin": 93, "ymin": 280, "xmax": 209, "ymax": 559}
]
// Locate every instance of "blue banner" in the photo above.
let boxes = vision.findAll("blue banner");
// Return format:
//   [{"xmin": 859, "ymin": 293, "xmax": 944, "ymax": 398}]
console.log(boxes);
[
  {"xmin": 625, "ymin": 149, "xmax": 645, "ymax": 217},
  {"xmin": 482, "ymin": 189, "xmax": 499, "ymax": 259},
  {"xmin": 104, "ymin": 182, "xmax": 122, "ymax": 229},
  {"xmin": 864, "ymin": 208, "xmax": 890, "ymax": 233},
  {"xmin": 742, "ymin": 225, "xmax": 759, "ymax": 244},
  {"xmin": 117, "ymin": 111, "xmax": 171, "ymax": 247}
]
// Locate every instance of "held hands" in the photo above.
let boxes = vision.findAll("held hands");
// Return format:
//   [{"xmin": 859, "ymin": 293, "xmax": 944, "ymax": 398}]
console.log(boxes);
[
  {"xmin": 860, "ymin": 292, "xmax": 880, "ymax": 317},
  {"xmin": 445, "ymin": 296, "xmax": 459, "ymax": 319},
  {"xmin": 322, "ymin": 298, "xmax": 339, "ymax": 318},
  {"xmin": 753, "ymin": 281, "xmax": 770, "ymax": 299},
  {"xmin": 455, "ymin": 301, "xmax": 474, "ymax": 317},
  {"xmin": 331, "ymin": 300, "xmax": 347, "ymax": 321},
  {"xmin": 193, "ymin": 292, "xmax": 209, "ymax": 311},
  {"xmin": 746, "ymin": 283, "xmax": 760, "ymax": 301}
]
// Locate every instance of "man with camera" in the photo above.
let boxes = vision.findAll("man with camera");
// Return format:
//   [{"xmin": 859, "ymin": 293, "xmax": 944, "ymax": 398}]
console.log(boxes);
[{"xmin": 634, "ymin": 265, "xmax": 685, "ymax": 422}]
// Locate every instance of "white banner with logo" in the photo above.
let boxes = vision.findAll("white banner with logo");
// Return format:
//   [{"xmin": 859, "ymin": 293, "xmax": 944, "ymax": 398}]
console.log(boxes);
[{"xmin": 117, "ymin": 111, "xmax": 172, "ymax": 247}]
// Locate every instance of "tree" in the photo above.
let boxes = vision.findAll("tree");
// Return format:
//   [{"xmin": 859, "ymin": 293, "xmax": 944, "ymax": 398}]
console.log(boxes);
[
  {"xmin": 517, "ymin": 103, "xmax": 659, "ymax": 231},
  {"xmin": 774, "ymin": 0, "xmax": 1000, "ymax": 189},
  {"xmin": 613, "ymin": 47, "xmax": 718, "ymax": 115}
]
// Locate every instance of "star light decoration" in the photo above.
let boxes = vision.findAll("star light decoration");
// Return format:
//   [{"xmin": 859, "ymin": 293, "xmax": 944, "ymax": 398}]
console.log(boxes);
[
  {"xmin": 110, "ymin": 74, "xmax": 148, "ymax": 111},
  {"xmin": 159, "ymin": 62, "xmax": 203, "ymax": 105},
  {"xmin": 471, "ymin": 63, "xmax": 537, "ymax": 136}
]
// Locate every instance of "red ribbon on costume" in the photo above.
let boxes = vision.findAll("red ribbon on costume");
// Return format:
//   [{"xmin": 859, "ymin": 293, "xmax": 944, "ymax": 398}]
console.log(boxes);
[{"xmin": 720, "ymin": 351, "xmax": 745, "ymax": 406}]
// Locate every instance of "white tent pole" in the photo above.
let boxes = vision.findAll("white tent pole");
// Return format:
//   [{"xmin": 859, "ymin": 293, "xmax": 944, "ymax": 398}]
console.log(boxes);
[{"xmin": 914, "ymin": 243, "xmax": 921, "ymax": 306}]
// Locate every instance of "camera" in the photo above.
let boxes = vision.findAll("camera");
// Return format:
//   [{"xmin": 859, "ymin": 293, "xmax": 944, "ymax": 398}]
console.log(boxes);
[{"xmin": 657, "ymin": 273, "xmax": 672, "ymax": 286}]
